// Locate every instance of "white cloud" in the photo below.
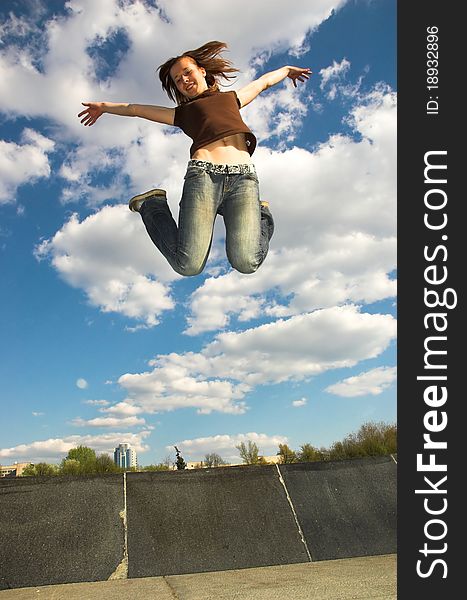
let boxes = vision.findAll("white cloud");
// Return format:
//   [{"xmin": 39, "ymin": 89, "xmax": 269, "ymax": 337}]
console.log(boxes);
[
  {"xmin": 76, "ymin": 378, "xmax": 88, "ymax": 389},
  {"xmin": 292, "ymin": 398, "xmax": 307, "ymax": 407},
  {"xmin": 118, "ymin": 305, "xmax": 395, "ymax": 414},
  {"xmin": 82, "ymin": 399, "xmax": 110, "ymax": 406},
  {"xmin": 71, "ymin": 416, "xmax": 146, "ymax": 428},
  {"xmin": 100, "ymin": 401, "xmax": 143, "ymax": 416},
  {"xmin": 320, "ymin": 58, "xmax": 351, "ymax": 87},
  {"xmin": 119, "ymin": 365, "xmax": 251, "ymax": 415},
  {"xmin": 0, "ymin": 128, "xmax": 55, "ymax": 203},
  {"xmin": 35, "ymin": 205, "xmax": 178, "ymax": 327},
  {"xmin": 169, "ymin": 432, "xmax": 288, "ymax": 462},
  {"xmin": 0, "ymin": 430, "xmax": 152, "ymax": 463},
  {"xmin": 325, "ymin": 366, "xmax": 397, "ymax": 397},
  {"xmin": 241, "ymin": 85, "xmax": 309, "ymax": 144},
  {"xmin": 319, "ymin": 58, "xmax": 351, "ymax": 99},
  {"xmin": 32, "ymin": 411, "xmax": 45, "ymax": 417},
  {"xmin": 202, "ymin": 306, "xmax": 396, "ymax": 385}
]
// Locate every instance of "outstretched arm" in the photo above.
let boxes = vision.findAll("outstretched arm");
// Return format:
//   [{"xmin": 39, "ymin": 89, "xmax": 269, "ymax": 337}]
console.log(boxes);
[
  {"xmin": 236, "ymin": 66, "xmax": 311, "ymax": 108},
  {"xmin": 78, "ymin": 102, "xmax": 175, "ymax": 126}
]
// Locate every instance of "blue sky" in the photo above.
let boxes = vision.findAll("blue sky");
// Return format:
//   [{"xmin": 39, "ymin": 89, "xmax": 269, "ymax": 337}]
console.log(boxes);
[{"xmin": 0, "ymin": 0, "xmax": 396, "ymax": 467}]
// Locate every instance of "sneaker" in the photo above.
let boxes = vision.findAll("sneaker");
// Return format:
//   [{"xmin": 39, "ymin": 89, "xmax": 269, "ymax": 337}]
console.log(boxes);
[{"xmin": 129, "ymin": 188, "xmax": 167, "ymax": 212}]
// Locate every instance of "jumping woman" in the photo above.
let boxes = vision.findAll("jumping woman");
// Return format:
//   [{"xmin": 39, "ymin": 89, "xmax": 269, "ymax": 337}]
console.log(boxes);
[{"xmin": 79, "ymin": 41, "xmax": 311, "ymax": 276}]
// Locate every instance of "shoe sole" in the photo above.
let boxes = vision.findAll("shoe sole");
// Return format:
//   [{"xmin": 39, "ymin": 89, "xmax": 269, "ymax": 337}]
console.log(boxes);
[{"xmin": 129, "ymin": 189, "xmax": 166, "ymax": 212}]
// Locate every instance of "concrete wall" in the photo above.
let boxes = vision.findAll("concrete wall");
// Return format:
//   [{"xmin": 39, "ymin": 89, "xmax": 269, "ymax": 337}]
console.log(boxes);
[{"xmin": 0, "ymin": 456, "xmax": 396, "ymax": 590}]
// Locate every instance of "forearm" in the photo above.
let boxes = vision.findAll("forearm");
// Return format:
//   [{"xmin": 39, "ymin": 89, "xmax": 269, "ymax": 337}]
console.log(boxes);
[
  {"xmin": 237, "ymin": 65, "xmax": 310, "ymax": 108},
  {"xmin": 259, "ymin": 66, "xmax": 291, "ymax": 90},
  {"xmin": 103, "ymin": 102, "xmax": 174, "ymax": 125},
  {"xmin": 101, "ymin": 102, "xmax": 135, "ymax": 116}
]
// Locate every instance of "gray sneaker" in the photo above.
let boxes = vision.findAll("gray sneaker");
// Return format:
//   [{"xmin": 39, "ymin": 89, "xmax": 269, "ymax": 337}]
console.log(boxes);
[{"xmin": 129, "ymin": 188, "xmax": 167, "ymax": 212}]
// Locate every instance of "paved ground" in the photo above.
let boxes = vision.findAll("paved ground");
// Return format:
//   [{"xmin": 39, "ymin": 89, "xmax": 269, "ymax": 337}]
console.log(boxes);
[{"xmin": 0, "ymin": 554, "xmax": 397, "ymax": 600}]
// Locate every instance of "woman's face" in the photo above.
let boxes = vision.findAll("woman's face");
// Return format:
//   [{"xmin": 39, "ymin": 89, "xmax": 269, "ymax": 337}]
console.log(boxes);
[{"xmin": 170, "ymin": 56, "xmax": 208, "ymax": 99}]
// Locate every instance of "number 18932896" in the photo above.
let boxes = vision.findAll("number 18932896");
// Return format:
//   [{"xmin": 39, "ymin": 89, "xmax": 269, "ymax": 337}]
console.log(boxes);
[{"xmin": 426, "ymin": 26, "xmax": 439, "ymax": 115}]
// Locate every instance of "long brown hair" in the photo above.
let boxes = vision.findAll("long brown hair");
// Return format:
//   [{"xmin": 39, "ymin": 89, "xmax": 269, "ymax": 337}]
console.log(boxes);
[{"xmin": 158, "ymin": 41, "xmax": 239, "ymax": 105}]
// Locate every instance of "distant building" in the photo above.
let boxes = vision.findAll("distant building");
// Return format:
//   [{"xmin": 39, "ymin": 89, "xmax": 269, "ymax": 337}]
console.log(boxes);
[
  {"xmin": 113, "ymin": 443, "xmax": 137, "ymax": 469},
  {"xmin": 1, "ymin": 462, "xmax": 33, "ymax": 478}
]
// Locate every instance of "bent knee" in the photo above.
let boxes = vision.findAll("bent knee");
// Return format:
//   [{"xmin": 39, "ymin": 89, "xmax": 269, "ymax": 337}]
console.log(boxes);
[
  {"xmin": 176, "ymin": 265, "xmax": 205, "ymax": 277},
  {"xmin": 174, "ymin": 259, "xmax": 206, "ymax": 277},
  {"xmin": 229, "ymin": 255, "xmax": 260, "ymax": 275}
]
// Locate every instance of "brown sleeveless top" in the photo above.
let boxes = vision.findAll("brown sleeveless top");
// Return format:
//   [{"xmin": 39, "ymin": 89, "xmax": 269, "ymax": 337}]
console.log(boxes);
[{"xmin": 174, "ymin": 89, "xmax": 257, "ymax": 158}]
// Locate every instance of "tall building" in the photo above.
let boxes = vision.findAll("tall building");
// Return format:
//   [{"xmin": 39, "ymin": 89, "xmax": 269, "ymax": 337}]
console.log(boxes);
[{"xmin": 114, "ymin": 443, "xmax": 137, "ymax": 469}]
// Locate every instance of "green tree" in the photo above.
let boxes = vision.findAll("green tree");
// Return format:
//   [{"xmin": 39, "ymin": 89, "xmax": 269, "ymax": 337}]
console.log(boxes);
[
  {"xmin": 66, "ymin": 445, "xmax": 96, "ymax": 464},
  {"xmin": 277, "ymin": 444, "xmax": 297, "ymax": 464},
  {"xmin": 22, "ymin": 463, "xmax": 58, "ymax": 477},
  {"xmin": 204, "ymin": 453, "xmax": 227, "ymax": 467},
  {"xmin": 329, "ymin": 421, "xmax": 397, "ymax": 460},
  {"xmin": 236, "ymin": 440, "xmax": 260, "ymax": 465},
  {"xmin": 64, "ymin": 445, "xmax": 97, "ymax": 473},
  {"xmin": 297, "ymin": 443, "xmax": 328, "ymax": 462},
  {"xmin": 95, "ymin": 453, "xmax": 120, "ymax": 473},
  {"xmin": 21, "ymin": 464, "xmax": 36, "ymax": 477},
  {"xmin": 174, "ymin": 446, "xmax": 186, "ymax": 470},
  {"xmin": 59, "ymin": 459, "xmax": 81, "ymax": 475}
]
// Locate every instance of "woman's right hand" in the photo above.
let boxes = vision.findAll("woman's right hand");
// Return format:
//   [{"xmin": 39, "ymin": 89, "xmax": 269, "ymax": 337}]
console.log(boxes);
[{"xmin": 78, "ymin": 102, "xmax": 105, "ymax": 126}]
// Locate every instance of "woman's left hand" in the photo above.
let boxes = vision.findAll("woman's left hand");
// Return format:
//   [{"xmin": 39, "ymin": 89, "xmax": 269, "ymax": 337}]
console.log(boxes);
[{"xmin": 287, "ymin": 67, "xmax": 312, "ymax": 87}]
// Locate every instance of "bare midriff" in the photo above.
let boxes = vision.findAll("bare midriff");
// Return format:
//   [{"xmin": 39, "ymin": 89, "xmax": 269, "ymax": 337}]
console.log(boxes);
[{"xmin": 191, "ymin": 133, "xmax": 252, "ymax": 165}]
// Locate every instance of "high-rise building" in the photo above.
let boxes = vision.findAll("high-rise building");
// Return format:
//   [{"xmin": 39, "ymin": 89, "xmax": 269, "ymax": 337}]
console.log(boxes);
[{"xmin": 114, "ymin": 443, "xmax": 137, "ymax": 469}]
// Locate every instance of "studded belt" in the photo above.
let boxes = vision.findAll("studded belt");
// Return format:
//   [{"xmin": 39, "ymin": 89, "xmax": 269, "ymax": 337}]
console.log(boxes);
[{"xmin": 187, "ymin": 159, "xmax": 256, "ymax": 175}]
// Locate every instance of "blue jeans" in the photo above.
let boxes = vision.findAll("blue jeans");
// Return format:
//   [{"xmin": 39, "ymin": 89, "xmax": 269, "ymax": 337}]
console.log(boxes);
[{"xmin": 139, "ymin": 160, "xmax": 274, "ymax": 276}]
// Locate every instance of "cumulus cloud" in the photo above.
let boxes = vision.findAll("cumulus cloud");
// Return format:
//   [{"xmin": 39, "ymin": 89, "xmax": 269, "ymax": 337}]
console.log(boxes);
[
  {"xmin": 170, "ymin": 432, "xmax": 288, "ymax": 462},
  {"xmin": 325, "ymin": 366, "xmax": 397, "ymax": 397},
  {"xmin": 82, "ymin": 399, "xmax": 109, "ymax": 406},
  {"xmin": 292, "ymin": 398, "xmax": 307, "ymax": 407},
  {"xmin": 100, "ymin": 401, "xmax": 144, "ymax": 416},
  {"xmin": 76, "ymin": 378, "xmax": 88, "ymax": 389},
  {"xmin": 320, "ymin": 58, "xmax": 351, "ymax": 87},
  {"xmin": 0, "ymin": 430, "xmax": 152, "ymax": 463},
  {"xmin": 34, "ymin": 205, "xmax": 178, "ymax": 327},
  {"xmin": 71, "ymin": 415, "xmax": 146, "ymax": 428},
  {"xmin": 319, "ymin": 58, "xmax": 354, "ymax": 99},
  {"xmin": 32, "ymin": 411, "xmax": 45, "ymax": 417},
  {"xmin": 0, "ymin": 129, "xmax": 55, "ymax": 203},
  {"xmin": 241, "ymin": 85, "xmax": 309, "ymax": 145},
  {"xmin": 118, "ymin": 305, "xmax": 395, "ymax": 414},
  {"xmin": 119, "ymin": 367, "xmax": 250, "ymax": 416}
]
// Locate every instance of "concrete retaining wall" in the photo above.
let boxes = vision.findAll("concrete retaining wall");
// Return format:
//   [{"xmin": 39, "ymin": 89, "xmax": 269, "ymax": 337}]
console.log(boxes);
[{"xmin": 0, "ymin": 456, "xmax": 396, "ymax": 590}]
